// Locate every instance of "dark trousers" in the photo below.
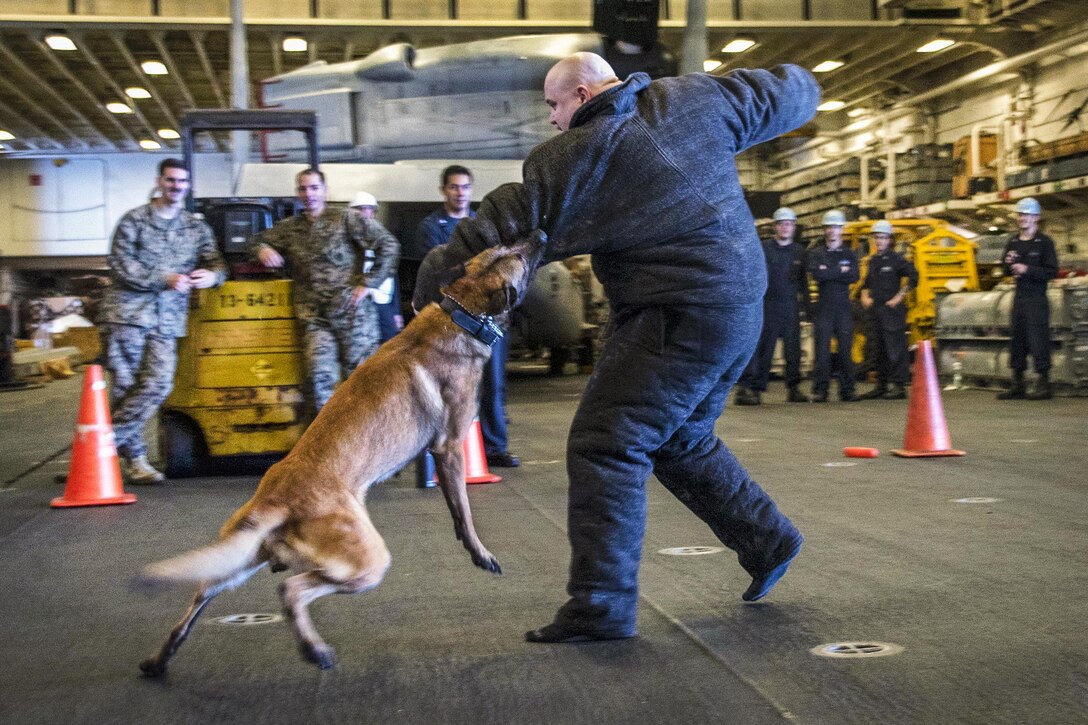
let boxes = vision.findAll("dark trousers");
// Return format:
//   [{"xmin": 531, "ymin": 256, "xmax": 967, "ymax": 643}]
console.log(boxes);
[
  {"xmin": 812, "ymin": 300, "xmax": 854, "ymax": 394},
  {"xmin": 739, "ymin": 299, "xmax": 802, "ymax": 391},
  {"xmin": 554, "ymin": 303, "xmax": 802, "ymax": 633},
  {"xmin": 375, "ymin": 278, "xmax": 401, "ymax": 344},
  {"xmin": 870, "ymin": 303, "xmax": 910, "ymax": 384},
  {"xmin": 479, "ymin": 332, "xmax": 509, "ymax": 455},
  {"xmin": 1009, "ymin": 294, "xmax": 1051, "ymax": 374}
]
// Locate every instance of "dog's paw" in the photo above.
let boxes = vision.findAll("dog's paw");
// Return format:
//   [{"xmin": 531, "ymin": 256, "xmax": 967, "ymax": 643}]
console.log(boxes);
[
  {"xmin": 473, "ymin": 552, "xmax": 503, "ymax": 575},
  {"xmin": 138, "ymin": 657, "xmax": 166, "ymax": 678},
  {"xmin": 300, "ymin": 642, "xmax": 337, "ymax": 670}
]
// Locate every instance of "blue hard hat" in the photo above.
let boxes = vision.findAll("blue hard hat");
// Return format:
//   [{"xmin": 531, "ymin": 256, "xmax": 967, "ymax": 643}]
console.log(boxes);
[
  {"xmin": 821, "ymin": 210, "xmax": 846, "ymax": 226},
  {"xmin": 773, "ymin": 207, "xmax": 798, "ymax": 222},
  {"xmin": 871, "ymin": 220, "xmax": 894, "ymax": 235},
  {"xmin": 1015, "ymin": 197, "xmax": 1041, "ymax": 215}
]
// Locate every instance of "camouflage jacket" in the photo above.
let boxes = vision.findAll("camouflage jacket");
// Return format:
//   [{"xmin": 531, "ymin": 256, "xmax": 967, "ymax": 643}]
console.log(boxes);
[
  {"xmin": 249, "ymin": 207, "xmax": 400, "ymax": 320},
  {"xmin": 98, "ymin": 203, "xmax": 227, "ymax": 337}
]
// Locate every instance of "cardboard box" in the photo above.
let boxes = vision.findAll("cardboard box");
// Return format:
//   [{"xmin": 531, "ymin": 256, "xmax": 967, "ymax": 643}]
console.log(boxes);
[{"xmin": 52, "ymin": 326, "xmax": 101, "ymax": 363}]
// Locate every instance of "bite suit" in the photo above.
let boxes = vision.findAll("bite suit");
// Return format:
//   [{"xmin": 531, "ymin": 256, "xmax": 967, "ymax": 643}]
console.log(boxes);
[{"xmin": 414, "ymin": 67, "xmax": 820, "ymax": 635}]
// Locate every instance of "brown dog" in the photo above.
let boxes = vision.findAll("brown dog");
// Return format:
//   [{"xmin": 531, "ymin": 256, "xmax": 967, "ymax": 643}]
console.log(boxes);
[{"xmin": 139, "ymin": 232, "xmax": 545, "ymax": 675}]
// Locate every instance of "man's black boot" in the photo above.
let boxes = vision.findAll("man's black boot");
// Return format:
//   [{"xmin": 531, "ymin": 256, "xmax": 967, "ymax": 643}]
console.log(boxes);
[
  {"xmin": 786, "ymin": 386, "xmax": 809, "ymax": 403},
  {"xmin": 839, "ymin": 389, "xmax": 860, "ymax": 402},
  {"xmin": 883, "ymin": 383, "xmax": 906, "ymax": 400},
  {"xmin": 1026, "ymin": 372, "xmax": 1053, "ymax": 400},
  {"xmin": 735, "ymin": 387, "xmax": 761, "ymax": 406},
  {"xmin": 812, "ymin": 389, "xmax": 828, "ymax": 403},
  {"xmin": 859, "ymin": 385, "xmax": 888, "ymax": 400},
  {"xmin": 997, "ymin": 370, "xmax": 1027, "ymax": 400}
]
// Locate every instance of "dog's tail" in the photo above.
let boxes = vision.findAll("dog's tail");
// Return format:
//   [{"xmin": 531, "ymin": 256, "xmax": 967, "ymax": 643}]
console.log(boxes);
[{"xmin": 142, "ymin": 507, "xmax": 288, "ymax": 583}]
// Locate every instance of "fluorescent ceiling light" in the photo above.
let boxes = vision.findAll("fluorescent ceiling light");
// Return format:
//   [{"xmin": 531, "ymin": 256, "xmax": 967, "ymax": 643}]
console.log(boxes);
[
  {"xmin": 917, "ymin": 39, "xmax": 955, "ymax": 53},
  {"xmin": 0, "ymin": 130, "xmax": 14, "ymax": 141},
  {"xmin": 721, "ymin": 39, "xmax": 756, "ymax": 54},
  {"xmin": 45, "ymin": 35, "xmax": 77, "ymax": 51},
  {"xmin": 139, "ymin": 139, "xmax": 162, "ymax": 150},
  {"xmin": 158, "ymin": 128, "xmax": 180, "ymax": 140},
  {"xmin": 125, "ymin": 87, "xmax": 151, "ymax": 99},
  {"xmin": 817, "ymin": 100, "xmax": 846, "ymax": 112},
  {"xmin": 141, "ymin": 60, "xmax": 168, "ymax": 75},
  {"xmin": 844, "ymin": 118, "xmax": 873, "ymax": 132},
  {"xmin": 106, "ymin": 102, "xmax": 133, "ymax": 114},
  {"xmin": 282, "ymin": 37, "xmax": 308, "ymax": 52},
  {"xmin": 812, "ymin": 60, "xmax": 844, "ymax": 73},
  {"xmin": 847, "ymin": 108, "xmax": 869, "ymax": 118},
  {"xmin": 703, "ymin": 60, "xmax": 722, "ymax": 72}
]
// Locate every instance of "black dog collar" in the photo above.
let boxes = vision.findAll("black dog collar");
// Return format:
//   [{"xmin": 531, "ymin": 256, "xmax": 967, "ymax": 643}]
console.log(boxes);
[{"xmin": 440, "ymin": 294, "xmax": 504, "ymax": 347}]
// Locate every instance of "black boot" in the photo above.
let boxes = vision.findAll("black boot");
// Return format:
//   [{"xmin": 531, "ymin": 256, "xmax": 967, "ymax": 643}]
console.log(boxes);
[
  {"xmin": 735, "ymin": 387, "xmax": 761, "ymax": 406},
  {"xmin": 997, "ymin": 370, "xmax": 1027, "ymax": 400},
  {"xmin": 1026, "ymin": 372, "xmax": 1053, "ymax": 400},
  {"xmin": 859, "ymin": 384, "xmax": 888, "ymax": 400},
  {"xmin": 812, "ymin": 389, "xmax": 828, "ymax": 403},
  {"xmin": 884, "ymin": 383, "xmax": 906, "ymax": 400},
  {"xmin": 839, "ymin": 388, "xmax": 860, "ymax": 402},
  {"xmin": 786, "ymin": 386, "xmax": 809, "ymax": 403}
]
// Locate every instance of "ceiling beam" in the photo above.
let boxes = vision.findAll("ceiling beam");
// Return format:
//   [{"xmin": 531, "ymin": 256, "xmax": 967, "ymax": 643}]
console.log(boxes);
[
  {"xmin": 150, "ymin": 32, "xmax": 198, "ymax": 110},
  {"xmin": 190, "ymin": 31, "xmax": 227, "ymax": 108},
  {"xmin": 0, "ymin": 76, "xmax": 82, "ymax": 150},
  {"xmin": 110, "ymin": 32, "xmax": 182, "ymax": 136},
  {"xmin": 0, "ymin": 98, "xmax": 51, "ymax": 150},
  {"xmin": 0, "ymin": 43, "xmax": 116, "ymax": 150},
  {"xmin": 29, "ymin": 36, "xmax": 142, "ymax": 149},
  {"xmin": 70, "ymin": 32, "xmax": 161, "ymax": 144}
]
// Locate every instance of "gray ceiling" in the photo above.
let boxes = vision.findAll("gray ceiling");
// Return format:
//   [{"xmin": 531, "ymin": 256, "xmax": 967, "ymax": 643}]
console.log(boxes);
[{"xmin": 0, "ymin": 0, "xmax": 1084, "ymax": 154}]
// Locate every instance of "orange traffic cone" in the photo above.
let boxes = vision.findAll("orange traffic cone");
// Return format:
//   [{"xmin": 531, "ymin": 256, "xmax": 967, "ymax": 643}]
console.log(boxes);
[
  {"xmin": 52, "ymin": 365, "xmax": 137, "ymax": 508},
  {"xmin": 463, "ymin": 418, "xmax": 502, "ymax": 484},
  {"xmin": 892, "ymin": 340, "xmax": 965, "ymax": 458}
]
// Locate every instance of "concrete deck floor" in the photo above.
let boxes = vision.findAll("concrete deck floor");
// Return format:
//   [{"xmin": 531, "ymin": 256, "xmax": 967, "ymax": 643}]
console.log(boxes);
[{"xmin": 1, "ymin": 369, "xmax": 1086, "ymax": 724}]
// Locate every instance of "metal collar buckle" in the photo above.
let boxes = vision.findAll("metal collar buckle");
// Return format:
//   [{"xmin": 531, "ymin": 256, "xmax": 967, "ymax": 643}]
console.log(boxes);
[{"xmin": 440, "ymin": 295, "xmax": 504, "ymax": 347}]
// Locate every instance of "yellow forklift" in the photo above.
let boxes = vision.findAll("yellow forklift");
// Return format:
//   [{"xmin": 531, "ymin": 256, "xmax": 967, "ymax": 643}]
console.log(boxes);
[
  {"xmin": 159, "ymin": 110, "xmax": 317, "ymax": 476},
  {"xmin": 841, "ymin": 218, "xmax": 980, "ymax": 363}
]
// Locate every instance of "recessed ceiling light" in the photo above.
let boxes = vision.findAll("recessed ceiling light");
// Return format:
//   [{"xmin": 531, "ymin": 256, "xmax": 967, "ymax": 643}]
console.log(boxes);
[
  {"xmin": 282, "ymin": 37, "xmax": 308, "ymax": 53},
  {"xmin": 817, "ymin": 100, "xmax": 846, "ymax": 112},
  {"xmin": 721, "ymin": 38, "xmax": 756, "ymax": 54},
  {"xmin": 45, "ymin": 34, "xmax": 77, "ymax": 51},
  {"xmin": 141, "ymin": 60, "xmax": 168, "ymax": 75},
  {"xmin": 139, "ymin": 139, "xmax": 162, "ymax": 150},
  {"xmin": 847, "ymin": 108, "xmax": 869, "ymax": 118},
  {"xmin": 158, "ymin": 128, "xmax": 180, "ymax": 140},
  {"xmin": 106, "ymin": 102, "xmax": 133, "ymax": 114},
  {"xmin": 125, "ymin": 87, "xmax": 151, "ymax": 99},
  {"xmin": 703, "ymin": 60, "xmax": 723, "ymax": 72},
  {"xmin": 0, "ymin": 130, "xmax": 14, "ymax": 141},
  {"xmin": 812, "ymin": 60, "xmax": 845, "ymax": 73},
  {"xmin": 917, "ymin": 39, "xmax": 955, "ymax": 53}
]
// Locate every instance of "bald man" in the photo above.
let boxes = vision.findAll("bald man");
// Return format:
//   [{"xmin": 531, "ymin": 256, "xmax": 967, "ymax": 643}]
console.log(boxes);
[{"xmin": 414, "ymin": 52, "xmax": 820, "ymax": 642}]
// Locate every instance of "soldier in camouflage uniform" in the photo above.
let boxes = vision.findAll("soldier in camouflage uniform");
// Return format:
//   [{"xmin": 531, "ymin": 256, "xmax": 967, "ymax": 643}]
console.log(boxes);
[
  {"xmin": 98, "ymin": 158, "xmax": 227, "ymax": 483},
  {"xmin": 250, "ymin": 168, "xmax": 399, "ymax": 411}
]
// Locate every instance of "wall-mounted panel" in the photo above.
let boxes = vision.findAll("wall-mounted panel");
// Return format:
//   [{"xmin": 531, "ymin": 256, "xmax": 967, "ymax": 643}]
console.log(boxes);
[
  {"xmin": 320, "ymin": 0, "xmax": 384, "ymax": 19},
  {"xmin": 459, "ymin": 0, "xmax": 519, "ymax": 20},
  {"xmin": 158, "ymin": 0, "xmax": 229, "ymax": 15},
  {"xmin": 245, "ymin": 0, "xmax": 312, "ymax": 18},
  {"xmin": 810, "ymin": 0, "xmax": 873, "ymax": 20},
  {"xmin": 77, "ymin": 0, "xmax": 155, "ymax": 14},
  {"xmin": 390, "ymin": 0, "xmax": 449, "ymax": 19},
  {"xmin": 526, "ymin": 0, "xmax": 590, "ymax": 21},
  {"xmin": 739, "ymin": 0, "xmax": 803, "ymax": 20},
  {"xmin": 9, "ymin": 0, "xmax": 71, "ymax": 13}
]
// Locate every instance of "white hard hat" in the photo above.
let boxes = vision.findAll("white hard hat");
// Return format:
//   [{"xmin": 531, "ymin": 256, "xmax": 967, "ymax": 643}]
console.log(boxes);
[
  {"xmin": 821, "ymin": 209, "xmax": 846, "ymax": 226},
  {"xmin": 773, "ymin": 207, "xmax": 797, "ymax": 222},
  {"xmin": 1015, "ymin": 197, "xmax": 1041, "ymax": 215},
  {"xmin": 351, "ymin": 191, "xmax": 378, "ymax": 208},
  {"xmin": 871, "ymin": 220, "xmax": 894, "ymax": 235}
]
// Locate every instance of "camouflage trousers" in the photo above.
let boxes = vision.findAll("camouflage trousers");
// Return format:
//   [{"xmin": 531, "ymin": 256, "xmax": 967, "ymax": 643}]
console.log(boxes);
[
  {"xmin": 100, "ymin": 323, "xmax": 177, "ymax": 460},
  {"xmin": 302, "ymin": 297, "xmax": 379, "ymax": 411}
]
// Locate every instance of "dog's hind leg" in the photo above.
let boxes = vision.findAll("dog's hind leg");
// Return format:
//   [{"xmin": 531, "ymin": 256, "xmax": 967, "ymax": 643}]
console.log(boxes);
[
  {"xmin": 433, "ymin": 442, "xmax": 501, "ymax": 574},
  {"xmin": 279, "ymin": 572, "xmax": 342, "ymax": 669},
  {"xmin": 139, "ymin": 562, "xmax": 266, "ymax": 677}
]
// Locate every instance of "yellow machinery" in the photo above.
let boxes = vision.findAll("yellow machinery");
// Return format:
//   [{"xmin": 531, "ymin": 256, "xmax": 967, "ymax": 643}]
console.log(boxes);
[
  {"xmin": 842, "ymin": 219, "xmax": 980, "ymax": 362},
  {"xmin": 160, "ymin": 279, "xmax": 306, "ymax": 476},
  {"xmin": 159, "ymin": 110, "xmax": 317, "ymax": 476}
]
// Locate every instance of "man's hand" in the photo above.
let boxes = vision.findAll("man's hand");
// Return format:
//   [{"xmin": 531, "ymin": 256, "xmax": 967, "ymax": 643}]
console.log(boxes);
[
  {"xmin": 886, "ymin": 292, "xmax": 904, "ymax": 308},
  {"xmin": 1011, "ymin": 263, "xmax": 1028, "ymax": 276},
  {"xmin": 166, "ymin": 273, "xmax": 192, "ymax": 292},
  {"xmin": 860, "ymin": 290, "xmax": 873, "ymax": 310},
  {"xmin": 188, "ymin": 269, "xmax": 217, "ymax": 289},
  {"xmin": 350, "ymin": 285, "xmax": 370, "ymax": 306},
  {"xmin": 258, "ymin": 246, "xmax": 285, "ymax": 268}
]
